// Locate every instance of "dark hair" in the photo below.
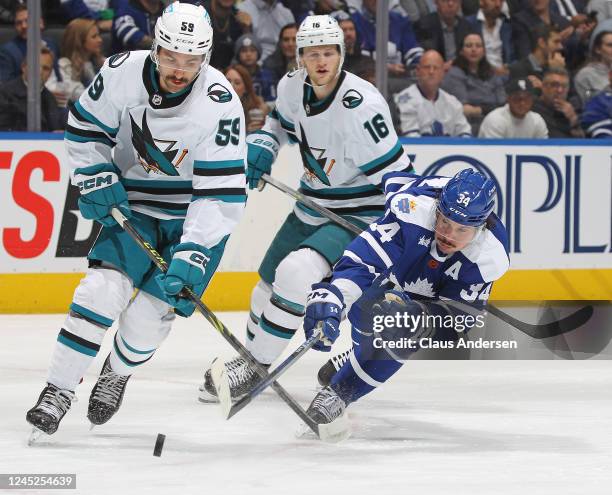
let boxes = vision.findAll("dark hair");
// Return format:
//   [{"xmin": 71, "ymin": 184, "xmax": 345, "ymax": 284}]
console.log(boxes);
[
  {"xmin": 591, "ymin": 30, "xmax": 612, "ymax": 61},
  {"xmin": 14, "ymin": 3, "xmax": 27, "ymax": 16},
  {"xmin": 530, "ymin": 24, "xmax": 561, "ymax": 52},
  {"xmin": 542, "ymin": 67, "xmax": 569, "ymax": 79},
  {"xmin": 454, "ymin": 32, "xmax": 493, "ymax": 80},
  {"xmin": 224, "ymin": 64, "xmax": 264, "ymax": 113},
  {"xmin": 279, "ymin": 23, "xmax": 297, "ymax": 41}
]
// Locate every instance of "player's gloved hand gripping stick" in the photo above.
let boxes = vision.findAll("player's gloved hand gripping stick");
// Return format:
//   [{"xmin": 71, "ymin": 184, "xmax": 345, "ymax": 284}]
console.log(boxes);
[{"xmin": 109, "ymin": 208, "xmax": 326, "ymax": 439}]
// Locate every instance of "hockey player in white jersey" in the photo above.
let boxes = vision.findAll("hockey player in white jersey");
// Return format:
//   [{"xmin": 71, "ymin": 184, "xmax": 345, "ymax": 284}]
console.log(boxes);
[
  {"xmin": 26, "ymin": 1, "xmax": 246, "ymax": 437},
  {"xmin": 199, "ymin": 14, "xmax": 414, "ymax": 402}
]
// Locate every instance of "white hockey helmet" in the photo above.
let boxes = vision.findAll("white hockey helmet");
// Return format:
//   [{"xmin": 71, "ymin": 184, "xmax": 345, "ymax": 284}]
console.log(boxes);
[
  {"xmin": 296, "ymin": 15, "xmax": 345, "ymax": 74},
  {"xmin": 151, "ymin": 1, "xmax": 213, "ymax": 71}
]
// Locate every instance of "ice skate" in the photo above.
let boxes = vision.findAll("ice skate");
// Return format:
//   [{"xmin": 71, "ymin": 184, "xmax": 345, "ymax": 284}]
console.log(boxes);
[
  {"xmin": 87, "ymin": 356, "xmax": 131, "ymax": 426},
  {"xmin": 304, "ymin": 386, "xmax": 350, "ymax": 442},
  {"xmin": 26, "ymin": 384, "xmax": 75, "ymax": 440},
  {"xmin": 317, "ymin": 348, "xmax": 352, "ymax": 387},
  {"xmin": 198, "ymin": 356, "xmax": 266, "ymax": 403}
]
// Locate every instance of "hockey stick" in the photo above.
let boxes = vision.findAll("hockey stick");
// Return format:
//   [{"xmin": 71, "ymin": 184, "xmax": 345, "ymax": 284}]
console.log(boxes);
[
  {"xmin": 214, "ymin": 331, "xmax": 321, "ymax": 419},
  {"xmin": 109, "ymin": 208, "xmax": 321, "ymax": 438},
  {"xmin": 260, "ymin": 176, "xmax": 594, "ymax": 338}
]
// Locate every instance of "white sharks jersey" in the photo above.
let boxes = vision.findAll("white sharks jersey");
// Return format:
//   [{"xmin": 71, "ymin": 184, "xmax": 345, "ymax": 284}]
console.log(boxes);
[
  {"xmin": 249, "ymin": 70, "xmax": 414, "ymax": 225},
  {"xmin": 65, "ymin": 50, "xmax": 246, "ymax": 249}
]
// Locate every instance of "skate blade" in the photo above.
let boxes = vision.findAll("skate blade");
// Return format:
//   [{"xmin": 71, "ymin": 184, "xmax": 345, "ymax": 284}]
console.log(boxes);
[
  {"xmin": 27, "ymin": 427, "xmax": 45, "ymax": 446},
  {"xmin": 197, "ymin": 384, "xmax": 220, "ymax": 404},
  {"xmin": 210, "ymin": 359, "xmax": 232, "ymax": 418},
  {"xmin": 295, "ymin": 415, "xmax": 351, "ymax": 443},
  {"xmin": 89, "ymin": 423, "xmax": 96, "ymax": 431}
]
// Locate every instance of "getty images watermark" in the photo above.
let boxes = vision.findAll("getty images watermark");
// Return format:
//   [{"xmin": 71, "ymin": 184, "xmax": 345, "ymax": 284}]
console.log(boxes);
[{"xmin": 371, "ymin": 311, "xmax": 518, "ymax": 351}]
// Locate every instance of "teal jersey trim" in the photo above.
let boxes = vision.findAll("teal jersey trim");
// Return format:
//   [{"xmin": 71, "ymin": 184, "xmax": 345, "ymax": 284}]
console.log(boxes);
[
  {"xmin": 260, "ymin": 318, "xmax": 295, "ymax": 339},
  {"xmin": 191, "ymin": 194, "xmax": 247, "ymax": 203},
  {"xmin": 120, "ymin": 335, "xmax": 155, "ymax": 355},
  {"xmin": 296, "ymin": 201, "xmax": 382, "ymax": 219},
  {"xmin": 57, "ymin": 334, "xmax": 98, "ymax": 357},
  {"xmin": 65, "ymin": 131, "xmax": 115, "ymax": 147},
  {"xmin": 271, "ymin": 292, "xmax": 305, "ymax": 314},
  {"xmin": 74, "ymin": 100, "xmax": 119, "ymax": 136},
  {"xmin": 358, "ymin": 140, "xmax": 403, "ymax": 174},
  {"xmin": 193, "ymin": 159, "xmax": 245, "ymax": 170},
  {"xmin": 276, "ymin": 110, "xmax": 295, "ymax": 132},
  {"xmin": 70, "ymin": 302, "xmax": 114, "ymax": 327}
]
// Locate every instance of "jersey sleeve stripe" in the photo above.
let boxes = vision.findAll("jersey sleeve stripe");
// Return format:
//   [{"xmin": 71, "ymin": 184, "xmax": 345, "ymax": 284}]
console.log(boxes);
[
  {"xmin": 71, "ymin": 101, "xmax": 119, "ymax": 136},
  {"xmin": 360, "ymin": 231, "xmax": 393, "ymax": 268},
  {"xmin": 65, "ymin": 127, "xmax": 115, "ymax": 147},
  {"xmin": 295, "ymin": 201, "xmax": 384, "ymax": 218},
  {"xmin": 193, "ymin": 159, "xmax": 244, "ymax": 170},
  {"xmin": 358, "ymin": 141, "xmax": 404, "ymax": 176},
  {"xmin": 299, "ymin": 181, "xmax": 380, "ymax": 199},
  {"xmin": 342, "ymin": 249, "xmax": 381, "ymax": 277},
  {"xmin": 193, "ymin": 166, "xmax": 245, "ymax": 177},
  {"xmin": 130, "ymin": 199, "xmax": 189, "ymax": 212}
]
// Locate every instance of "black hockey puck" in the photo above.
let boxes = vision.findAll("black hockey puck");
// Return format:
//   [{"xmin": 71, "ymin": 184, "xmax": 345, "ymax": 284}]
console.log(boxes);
[{"xmin": 153, "ymin": 433, "xmax": 165, "ymax": 457}]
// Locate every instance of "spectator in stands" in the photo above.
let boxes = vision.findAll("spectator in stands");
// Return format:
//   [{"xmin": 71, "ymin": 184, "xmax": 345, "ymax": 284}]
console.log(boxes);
[
  {"xmin": 281, "ymin": 0, "xmax": 316, "ymax": 24},
  {"xmin": 532, "ymin": 67, "xmax": 584, "ymax": 136},
  {"xmin": 414, "ymin": 0, "xmax": 473, "ymax": 65},
  {"xmin": 309, "ymin": 0, "xmax": 349, "ymax": 18},
  {"xmin": 0, "ymin": 46, "xmax": 64, "ymax": 131},
  {"xmin": 0, "ymin": 0, "xmax": 17, "ymax": 24},
  {"xmin": 203, "ymin": 0, "xmax": 253, "ymax": 71},
  {"xmin": 225, "ymin": 64, "xmax": 269, "ymax": 132},
  {"xmin": 237, "ymin": 0, "xmax": 295, "ymax": 63},
  {"xmin": 508, "ymin": 24, "xmax": 564, "ymax": 89},
  {"xmin": 574, "ymin": 29, "xmax": 612, "ymax": 104},
  {"xmin": 442, "ymin": 32, "xmax": 506, "ymax": 134},
  {"xmin": 112, "ymin": 0, "xmax": 163, "ymax": 53},
  {"xmin": 330, "ymin": 11, "xmax": 374, "ymax": 75},
  {"xmin": 479, "ymin": 77, "xmax": 548, "ymax": 137},
  {"xmin": 581, "ymin": 68, "xmax": 612, "ymax": 137},
  {"xmin": 466, "ymin": 0, "xmax": 514, "ymax": 73},
  {"xmin": 511, "ymin": 0, "xmax": 574, "ymax": 60},
  {"xmin": 393, "ymin": 49, "xmax": 472, "ymax": 136},
  {"xmin": 0, "ymin": 4, "xmax": 60, "ymax": 82},
  {"xmin": 352, "ymin": 0, "xmax": 423, "ymax": 75},
  {"xmin": 60, "ymin": 0, "xmax": 115, "ymax": 32},
  {"xmin": 263, "ymin": 23, "xmax": 297, "ymax": 83},
  {"xmin": 45, "ymin": 18, "xmax": 106, "ymax": 107},
  {"xmin": 399, "ymin": 0, "xmax": 436, "ymax": 24},
  {"xmin": 234, "ymin": 33, "xmax": 276, "ymax": 102}
]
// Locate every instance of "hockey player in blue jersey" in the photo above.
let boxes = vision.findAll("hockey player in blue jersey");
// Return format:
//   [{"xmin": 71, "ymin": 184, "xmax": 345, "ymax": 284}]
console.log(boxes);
[
  {"xmin": 301, "ymin": 169, "xmax": 510, "ymax": 431},
  {"xmin": 26, "ymin": 2, "xmax": 246, "ymax": 438}
]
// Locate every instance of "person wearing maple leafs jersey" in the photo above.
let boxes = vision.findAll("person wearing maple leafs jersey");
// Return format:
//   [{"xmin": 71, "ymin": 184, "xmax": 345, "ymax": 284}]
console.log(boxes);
[{"xmin": 302, "ymin": 168, "xmax": 510, "ymax": 430}]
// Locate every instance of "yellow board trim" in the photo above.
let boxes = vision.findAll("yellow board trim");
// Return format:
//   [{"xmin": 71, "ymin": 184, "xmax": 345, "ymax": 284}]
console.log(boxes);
[{"xmin": 0, "ymin": 269, "xmax": 610, "ymax": 314}]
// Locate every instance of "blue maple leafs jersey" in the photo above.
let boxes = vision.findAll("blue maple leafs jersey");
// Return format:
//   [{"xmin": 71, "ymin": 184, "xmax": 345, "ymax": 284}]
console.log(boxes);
[
  {"xmin": 64, "ymin": 50, "xmax": 246, "ymax": 249},
  {"xmin": 331, "ymin": 172, "xmax": 510, "ymax": 328}
]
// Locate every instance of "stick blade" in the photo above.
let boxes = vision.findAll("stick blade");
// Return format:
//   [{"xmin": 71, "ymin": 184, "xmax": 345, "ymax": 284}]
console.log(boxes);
[{"xmin": 210, "ymin": 359, "xmax": 232, "ymax": 418}]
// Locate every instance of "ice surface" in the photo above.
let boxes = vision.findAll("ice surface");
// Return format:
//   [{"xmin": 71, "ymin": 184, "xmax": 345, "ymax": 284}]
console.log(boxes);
[{"xmin": 1, "ymin": 313, "xmax": 611, "ymax": 495}]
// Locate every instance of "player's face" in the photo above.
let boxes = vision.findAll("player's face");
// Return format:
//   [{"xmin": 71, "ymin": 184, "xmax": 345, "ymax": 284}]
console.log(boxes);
[
  {"xmin": 434, "ymin": 212, "xmax": 479, "ymax": 254},
  {"xmin": 157, "ymin": 48, "xmax": 203, "ymax": 93},
  {"xmin": 301, "ymin": 45, "xmax": 341, "ymax": 86}
]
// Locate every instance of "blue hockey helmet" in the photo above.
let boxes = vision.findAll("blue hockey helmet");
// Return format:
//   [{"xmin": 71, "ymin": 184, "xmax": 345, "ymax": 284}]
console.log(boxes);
[{"xmin": 438, "ymin": 169, "xmax": 496, "ymax": 227}]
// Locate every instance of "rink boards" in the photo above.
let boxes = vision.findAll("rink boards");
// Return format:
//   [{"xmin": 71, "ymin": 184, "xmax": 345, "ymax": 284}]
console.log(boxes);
[{"xmin": 0, "ymin": 134, "xmax": 610, "ymax": 312}]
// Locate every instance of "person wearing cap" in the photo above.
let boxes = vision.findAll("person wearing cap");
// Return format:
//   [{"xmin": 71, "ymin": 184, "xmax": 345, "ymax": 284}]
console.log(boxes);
[
  {"xmin": 234, "ymin": 33, "xmax": 277, "ymax": 101},
  {"xmin": 237, "ymin": 0, "xmax": 295, "ymax": 63},
  {"xmin": 479, "ymin": 77, "xmax": 548, "ymax": 137}
]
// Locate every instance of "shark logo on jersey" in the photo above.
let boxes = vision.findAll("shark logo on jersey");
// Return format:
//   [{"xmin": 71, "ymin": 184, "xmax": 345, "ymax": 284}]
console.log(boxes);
[
  {"xmin": 342, "ymin": 89, "xmax": 363, "ymax": 109},
  {"xmin": 130, "ymin": 110, "xmax": 188, "ymax": 176},
  {"xmin": 207, "ymin": 83, "xmax": 232, "ymax": 103},
  {"xmin": 298, "ymin": 125, "xmax": 331, "ymax": 185}
]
